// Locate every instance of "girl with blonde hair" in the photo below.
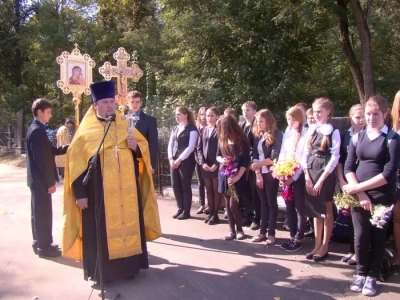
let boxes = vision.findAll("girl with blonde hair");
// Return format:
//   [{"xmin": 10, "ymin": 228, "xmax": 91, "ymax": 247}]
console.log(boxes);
[
  {"xmin": 250, "ymin": 109, "xmax": 283, "ymax": 245},
  {"xmin": 278, "ymin": 106, "xmax": 308, "ymax": 252}
]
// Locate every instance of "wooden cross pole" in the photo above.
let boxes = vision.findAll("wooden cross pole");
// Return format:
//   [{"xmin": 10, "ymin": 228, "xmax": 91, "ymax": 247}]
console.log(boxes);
[{"xmin": 98, "ymin": 47, "xmax": 144, "ymax": 108}]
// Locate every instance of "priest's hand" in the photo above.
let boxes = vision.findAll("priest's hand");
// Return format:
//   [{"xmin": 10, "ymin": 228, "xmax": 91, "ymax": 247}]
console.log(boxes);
[
  {"xmin": 76, "ymin": 198, "xmax": 88, "ymax": 209},
  {"xmin": 127, "ymin": 136, "xmax": 137, "ymax": 151}
]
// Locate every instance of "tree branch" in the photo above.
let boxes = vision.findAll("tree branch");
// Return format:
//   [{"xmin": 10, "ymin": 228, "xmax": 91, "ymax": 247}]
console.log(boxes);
[
  {"xmin": 349, "ymin": 0, "xmax": 374, "ymax": 101},
  {"xmin": 336, "ymin": 0, "xmax": 365, "ymax": 102}
]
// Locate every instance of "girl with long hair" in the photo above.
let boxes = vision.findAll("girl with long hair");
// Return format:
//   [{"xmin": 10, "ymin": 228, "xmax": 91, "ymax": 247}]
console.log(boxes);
[
  {"xmin": 301, "ymin": 97, "xmax": 341, "ymax": 262},
  {"xmin": 197, "ymin": 107, "xmax": 221, "ymax": 224},
  {"xmin": 390, "ymin": 90, "xmax": 400, "ymax": 269},
  {"xmin": 344, "ymin": 96, "xmax": 400, "ymax": 296},
  {"xmin": 250, "ymin": 109, "xmax": 282, "ymax": 245},
  {"xmin": 168, "ymin": 106, "xmax": 198, "ymax": 220},
  {"xmin": 336, "ymin": 104, "xmax": 365, "ymax": 265},
  {"xmin": 195, "ymin": 107, "xmax": 207, "ymax": 214},
  {"xmin": 216, "ymin": 115, "xmax": 250, "ymax": 240},
  {"xmin": 278, "ymin": 107, "xmax": 308, "ymax": 252}
]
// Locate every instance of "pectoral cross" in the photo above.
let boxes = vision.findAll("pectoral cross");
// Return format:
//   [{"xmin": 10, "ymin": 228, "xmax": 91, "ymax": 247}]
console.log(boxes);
[
  {"xmin": 112, "ymin": 145, "xmax": 120, "ymax": 158},
  {"xmin": 98, "ymin": 47, "xmax": 143, "ymax": 107},
  {"xmin": 123, "ymin": 110, "xmax": 140, "ymax": 137}
]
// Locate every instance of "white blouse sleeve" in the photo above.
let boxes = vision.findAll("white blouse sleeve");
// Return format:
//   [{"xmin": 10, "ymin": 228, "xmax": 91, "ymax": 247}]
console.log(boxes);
[
  {"xmin": 277, "ymin": 131, "xmax": 288, "ymax": 163},
  {"xmin": 324, "ymin": 129, "xmax": 341, "ymax": 173},
  {"xmin": 177, "ymin": 131, "xmax": 199, "ymax": 161},
  {"xmin": 167, "ymin": 130, "xmax": 174, "ymax": 160}
]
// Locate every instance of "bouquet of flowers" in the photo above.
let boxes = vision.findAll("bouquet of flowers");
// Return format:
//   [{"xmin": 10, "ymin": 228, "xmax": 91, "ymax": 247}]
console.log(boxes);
[
  {"xmin": 220, "ymin": 156, "xmax": 239, "ymax": 202},
  {"xmin": 334, "ymin": 192, "xmax": 361, "ymax": 216},
  {"xmin": 269, "ymin": 158, "xmax": 300, "ymax": 201},
  {"xmin": 370, "ymin": 204, "xmax": 394, "ymax": 229}
]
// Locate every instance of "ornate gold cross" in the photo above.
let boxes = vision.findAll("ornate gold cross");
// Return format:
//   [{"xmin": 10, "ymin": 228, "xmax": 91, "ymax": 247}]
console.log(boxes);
[{"xmin": 98, "ymin": 47, "xmax": 143, "ymax": 107}]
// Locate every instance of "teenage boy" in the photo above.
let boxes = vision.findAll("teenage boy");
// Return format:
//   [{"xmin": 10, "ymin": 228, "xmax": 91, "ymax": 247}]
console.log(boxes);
[
  {"xmin": 26, "ymin": 98, "xmax": 69, "ymax": 257},
  {"xmin": 239, "ymin": 101, "xmax": 261, "ymax": 230}
]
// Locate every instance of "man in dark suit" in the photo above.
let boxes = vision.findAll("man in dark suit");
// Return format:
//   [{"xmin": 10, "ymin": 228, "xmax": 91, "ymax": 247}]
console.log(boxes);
[
  {"xmin": 26, "ymin": 99, "xmax": 69, "ymax": 258},
  {"xmin": 126, "ymin": 91, "xmax": 158, "ymax": 173}
]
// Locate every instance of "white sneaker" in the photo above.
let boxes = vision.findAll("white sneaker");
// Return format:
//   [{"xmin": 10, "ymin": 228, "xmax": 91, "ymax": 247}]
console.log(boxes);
[
  {"xmin": 362, "ymin": 277, "xmax": 377, "ymax": 296},
  {"xmin": 350, "ymin": 275, "xmax": 366, "ymax": 293}
]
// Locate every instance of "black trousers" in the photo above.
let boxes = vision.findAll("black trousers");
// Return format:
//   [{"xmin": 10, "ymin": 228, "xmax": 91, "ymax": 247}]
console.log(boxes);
[
  {"xmin": 171, "ymin": 158, "xmax": 196, "ymax": 216},
  {"xmin": 243, "ymin": 170, "xmax": 261, "ymax": 223},
  {"xmin": 285, "ymin": 173, "xmax": 306, "ymax": 240},
  {"xmin": 195, "ymin": 164, "xmax": 206, "ymax": 206},
  {"xmin": 256, "ymin": 173, "xmax": 279, "ymax": 236},
  {"xmin": 58, "ymin": 167, "xmax": 64, "ymax": 178},
  {"xmin": 30, "ymin": 187, "xmax": 53, "ymax": 250},
  {"xmin": 352, "ymin": 207, "xmax": 388, "ymax": 278}
]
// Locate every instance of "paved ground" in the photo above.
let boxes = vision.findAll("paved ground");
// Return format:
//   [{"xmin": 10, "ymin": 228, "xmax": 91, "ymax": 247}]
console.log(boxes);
[{"xmin": 0, "ymin": 163, "xmax": 399, "ymax": 300}]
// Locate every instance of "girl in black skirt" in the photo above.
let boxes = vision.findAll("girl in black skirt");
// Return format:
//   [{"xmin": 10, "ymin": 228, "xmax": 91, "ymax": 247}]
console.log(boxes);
[
  {"xmin": 302, "ymin": 98, "xmax": 341, "ymax": 262},
  {"xmin": 336, "ymin": 104, "xmax": 365, "ymax": 265},
  {"xmin": 216, "ymin": 115, "xmax": 250, "ymax": 240},
  {"xmin": 168, "ymin": 106, "xmax": 199, "ymax": 220},
  {"xmin": 250, "ymin": 109, "xmax": 282, "ymax": 245},
  {"xmin": 390, "ymin": 90, "xmax": 400, "ymax": 268},
  {"xmin": 197, "ymin": 107, "xmax": 221, "ymax": 225},
  {"xmin": 195, "ymin": 107, "xmax": 207, "ymax": 214},
  {"xmin": 344, "ymin": 96, "xmax": 400, "ymax": 296}
]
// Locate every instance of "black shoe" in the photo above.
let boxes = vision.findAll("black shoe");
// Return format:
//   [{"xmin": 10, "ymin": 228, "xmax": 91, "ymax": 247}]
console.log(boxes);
[
  {"xmin": 91, "ymin": 280, "xmax": 113, "ymax": 289},
  {"xmin": 172, "ymin": 210, "xmax": 183, "ymax": 219},
  {"xmin": 313, "ymin": 252, "xmax": 329, "ymax": 262},
  {"xmin": 208, "ymin": 215, "xmax": 220, "ymax": 225},
  {"xmin": 306, "ymin": 253, "xmax": 315, "ymax": 260},
  {"xmin": 250, "ymin": 222, "xmax": 260, "ymax": 230},
  {"xmin": 204, "ymin": 215, "xmax": 212, "ymax": 223},
  {"xmin": 177, "ymin": 213, "xmax": 190, "ymax": 220},
  {"xmin": 347, "ymin": 258, "xmax": 357, "ymax": 266},
  {"xmin": 280, "ymin": 239, "xmax": 294, "ymax": 250},
  {"xmin": 38, "ymin": 246, "xmax": 61, "ymax": 258},
  {"xmin": 241, "ymin": 218, "xmax": 252, "ymax": 227},
  {"xmin": 341, "ymin": 254, "xmax": 353, "ymax": 263},
  {"xmin": 304, "ymin": 227, "xmax": 314, "ymax": 238},
  {"xmin": 34, "ymin": 244, "xmax": 59, "ymax": 255},
  {"xmin": 285, "ymin": 241, "xmax": 302, "ymax": 252}
]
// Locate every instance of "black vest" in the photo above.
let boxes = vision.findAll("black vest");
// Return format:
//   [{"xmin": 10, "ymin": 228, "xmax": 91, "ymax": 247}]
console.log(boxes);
[{"xmin": 172, "ymin": 124, "xmax": 198, "ymax": 159}]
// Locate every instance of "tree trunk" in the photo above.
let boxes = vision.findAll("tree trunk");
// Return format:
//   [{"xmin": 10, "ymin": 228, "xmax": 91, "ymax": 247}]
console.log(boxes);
[
  {"xmin": 13, "ymin": 0, "xmax": 26, "ymax": 154},
  {"xmin": 336, "ymin": 0, "xmax": 365, "ymax": 102},
  {"xmin": 349, "ymin": 0, "xmax": 375, "ymax": 102}
]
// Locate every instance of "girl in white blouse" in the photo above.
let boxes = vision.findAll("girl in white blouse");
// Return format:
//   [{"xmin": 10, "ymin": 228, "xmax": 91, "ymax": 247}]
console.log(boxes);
[
  {"xmin": 301, "ymin": 98, "xmax": 341, "ymax": 262},
  {"xmin": 278, "ymin": 106, "xmax": 308, "ymax": 252},
  {"xmin": 168, "ymin": 106, "xmax": 199, "ymax": 220}
]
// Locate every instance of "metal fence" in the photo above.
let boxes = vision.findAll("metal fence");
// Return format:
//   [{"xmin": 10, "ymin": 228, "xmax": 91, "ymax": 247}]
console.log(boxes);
[{"xmin": 0, "ymin": 128, "xmax": 14, "ymax": 153}]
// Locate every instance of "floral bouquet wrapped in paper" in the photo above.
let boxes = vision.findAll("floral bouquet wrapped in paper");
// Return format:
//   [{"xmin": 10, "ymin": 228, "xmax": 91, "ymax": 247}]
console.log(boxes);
[
  {"xmin": 334, "ymin": 192, "xmax": 360, "ymax": 216},
  {"xmin": 220, "ymin": 156, "xmax": 240, "ymax": 202},
  {"xmin": 269, "ymin": 158, "xmax": 300, "ymax": 201},
  {"xmin": 370, "ymin": 204, "xmax": 393, "ymax": 229}
]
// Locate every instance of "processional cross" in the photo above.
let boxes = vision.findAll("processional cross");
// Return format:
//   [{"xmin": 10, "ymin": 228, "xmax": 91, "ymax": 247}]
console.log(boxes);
[
  {"xmin": 98, "ymin": 47, "xmax": 143, "ymax": 109},
  {"xmin": 99, "ymin": 47, "xmax": 144, "ymax": 157}
]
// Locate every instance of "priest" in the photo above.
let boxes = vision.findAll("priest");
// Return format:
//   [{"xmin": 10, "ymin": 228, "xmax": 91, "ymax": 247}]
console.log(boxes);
[{"xmin": 62, "ymin": 81, "xmax": 161, "ymax": 283}]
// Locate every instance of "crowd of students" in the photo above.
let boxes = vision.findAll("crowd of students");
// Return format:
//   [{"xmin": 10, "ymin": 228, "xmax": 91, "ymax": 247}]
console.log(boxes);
[{"xmin": 166, "ymin": 93, "xmax": 400, "ymax": 296}]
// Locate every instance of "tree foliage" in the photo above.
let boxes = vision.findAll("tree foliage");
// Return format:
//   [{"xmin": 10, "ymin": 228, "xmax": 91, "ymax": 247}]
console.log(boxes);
[{"xmin": 0, "ymin": 0, "xmax": 400, "ymax": 131}]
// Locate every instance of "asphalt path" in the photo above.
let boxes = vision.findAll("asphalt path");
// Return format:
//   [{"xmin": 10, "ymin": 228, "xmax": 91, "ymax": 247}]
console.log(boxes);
[{"xmin": 0, "ymin": 163, "xmax": 399, "ymax": 300}]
